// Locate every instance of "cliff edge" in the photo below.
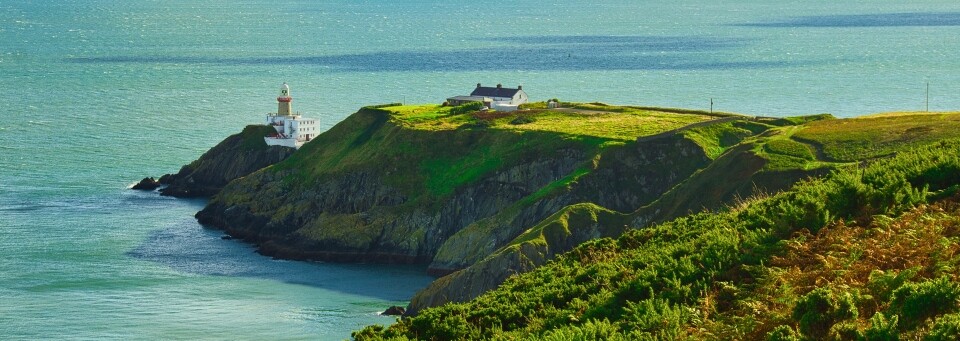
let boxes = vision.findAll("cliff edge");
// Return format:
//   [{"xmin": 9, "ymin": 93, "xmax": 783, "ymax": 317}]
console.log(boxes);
[{"xmin": 157, "ymin": 125, "xmax": 294, "ymax": 197}]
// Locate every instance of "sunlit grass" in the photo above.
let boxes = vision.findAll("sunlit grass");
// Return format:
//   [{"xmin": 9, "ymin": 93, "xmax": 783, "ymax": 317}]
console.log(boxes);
[
  {"xmin": 794, "ymin": 112, "xmax": 960, "ymax": 162},
  {"xmin": 381, "ymin": 103, "xmax": 714, "ymax": 141}
]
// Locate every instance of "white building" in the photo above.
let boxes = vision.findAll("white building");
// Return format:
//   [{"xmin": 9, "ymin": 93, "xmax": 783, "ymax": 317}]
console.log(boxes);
[
  {"xmin": 446, "ymin": 83, "xmax": 528, "ymax": 112},
  {"xmin": 264, "ymin": 83, "xmax": 319, "ymax": 149}
]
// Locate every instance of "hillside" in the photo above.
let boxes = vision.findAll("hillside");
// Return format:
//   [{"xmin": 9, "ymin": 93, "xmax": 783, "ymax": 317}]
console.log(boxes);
[
  {"xmin": 184, "ymin": 102, "xmax": 960, "ymax": 328},
  {"xmin": 355, "ymin": 138, "xmax": 960, "ymax": 340}
]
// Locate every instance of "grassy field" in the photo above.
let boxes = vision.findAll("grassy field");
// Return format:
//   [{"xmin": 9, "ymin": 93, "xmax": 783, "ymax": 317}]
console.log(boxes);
[
  {"xmin": 382, "ymin": 103, "xmax": 715, "ymax": 142},
  {"xmin": 794, "ymin": 112, "xmax": 960, "ymax": 162}
]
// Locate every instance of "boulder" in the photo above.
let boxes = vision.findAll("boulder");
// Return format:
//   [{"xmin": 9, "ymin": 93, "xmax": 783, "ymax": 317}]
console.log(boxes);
[
  {"xmin": 382, "ymin": 306, "xmax": 406, "ymax": 316},
  {"xmin": 131, "ymin": 177, "xmax": 161, "ymax": 190}
]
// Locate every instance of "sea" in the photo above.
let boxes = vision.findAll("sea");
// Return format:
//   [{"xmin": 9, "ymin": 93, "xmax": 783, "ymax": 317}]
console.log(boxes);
[{"xmin": 3, "ymin": 0, "xmax": 960, "ymax": 339}]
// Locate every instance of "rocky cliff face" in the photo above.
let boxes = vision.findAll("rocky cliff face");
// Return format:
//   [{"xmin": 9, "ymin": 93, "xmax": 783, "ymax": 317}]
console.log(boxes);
[
  {"xmin": 158, "ymin": 125, "xmax": 294, "ymax": 197},
  {"xmin": 426, "ymin": 135, "xmax": 712, "ymax": 275},
  {"xmin": 408, "ymin": 203, "xmax": 630, "ymax": 315},
  {"xmin": 195, "ymin": 108, "xmax": 607, "ymax": 264}
]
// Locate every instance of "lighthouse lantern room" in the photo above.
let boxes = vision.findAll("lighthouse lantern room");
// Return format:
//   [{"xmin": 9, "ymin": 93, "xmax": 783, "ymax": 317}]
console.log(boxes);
[{"xmin": 264, "ymin": 83, "xmax": 319, "ymax": 149}]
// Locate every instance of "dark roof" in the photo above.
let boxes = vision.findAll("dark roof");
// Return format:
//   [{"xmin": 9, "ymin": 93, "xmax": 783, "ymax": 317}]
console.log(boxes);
[{"xmin": 471, "ymin": 85, "xmax": 522, "ymax": 98}]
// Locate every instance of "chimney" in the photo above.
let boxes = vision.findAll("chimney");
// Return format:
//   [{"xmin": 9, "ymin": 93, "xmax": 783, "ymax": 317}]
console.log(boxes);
[
  {"xmin": 477, "ymin": 83, "xmax": 481, "ymax": 88},
  {"xmin": 496, "ymin": 83, "xmax": 502, "ymax": 89},
  {"xmin": 518, "ymin": 85, "xmax": 522, "ymax": 90}
]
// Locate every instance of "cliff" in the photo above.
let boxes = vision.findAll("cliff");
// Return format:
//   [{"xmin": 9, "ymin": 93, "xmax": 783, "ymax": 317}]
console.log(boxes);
[
  {"xmin": 185, "ymin": 103, "xmax": 825, "ymax": 313},
  {"xmin": 157, "ymin": 125, "xmax": 294, "ymax": 197},
  {"xmin": 176, "ymin": 102, "xmax": 960, "ymax": 322},
  {"xmin": 195, "ymin": 107, "xmax": 619, "ymax": 263}
]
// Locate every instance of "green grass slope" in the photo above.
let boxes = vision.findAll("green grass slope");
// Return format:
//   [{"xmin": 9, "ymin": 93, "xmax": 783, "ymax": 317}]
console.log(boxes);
[
  {"xmin": 793, "ymin": 111, "xmax": 960, "ymax": 162},
  {"xmin": 356, "ymin": 138, "xmax": 960, "ymax": 341}
]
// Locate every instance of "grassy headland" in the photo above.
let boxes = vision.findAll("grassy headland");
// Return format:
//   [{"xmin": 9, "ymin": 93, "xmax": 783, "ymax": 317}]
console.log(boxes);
[{"xmin": 185, "ymin": 100, "xmax": 960, "ymax": 341}]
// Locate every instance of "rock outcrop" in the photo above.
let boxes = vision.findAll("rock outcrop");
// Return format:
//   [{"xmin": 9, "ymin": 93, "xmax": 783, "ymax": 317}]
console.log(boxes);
[
  {"xmin": 158, "ymin": 125, "xmax": 294, "ymax": 197},
  {"xmin": 131, "ymin": 177, "xmax": 161, "ymax": 190},
  {"xmin": 381, "ymin": 306, "xmax": 406, "ymax": 316}
]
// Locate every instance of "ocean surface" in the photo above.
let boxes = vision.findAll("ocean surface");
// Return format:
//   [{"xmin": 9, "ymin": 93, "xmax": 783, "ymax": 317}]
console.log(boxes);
[{"xmin": 3, "ymin": 0, "xmax": 960, "ymax": 339}]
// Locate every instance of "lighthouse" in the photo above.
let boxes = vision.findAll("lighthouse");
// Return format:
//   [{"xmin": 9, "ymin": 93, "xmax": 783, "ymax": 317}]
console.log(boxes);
[
  {"xmin": 264, "ymin": 83, "xmax": 319, "ymax": 149},
  {"xmin": 278, "ymin": 82, "xmax": 293, "ymax": 116}
]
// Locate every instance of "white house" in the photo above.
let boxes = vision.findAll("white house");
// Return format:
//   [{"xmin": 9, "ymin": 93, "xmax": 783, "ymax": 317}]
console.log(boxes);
[
  {"xmin": 447, "ymin": 83, "xmax": 528, "ymax": 112},
  {"xmin": 264, "ymin": 83, "xmax": 319, "ymax": 149}
]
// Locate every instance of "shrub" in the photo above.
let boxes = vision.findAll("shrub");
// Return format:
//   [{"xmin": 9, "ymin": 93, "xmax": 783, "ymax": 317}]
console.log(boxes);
[
  {"xmin": 863, "ymin": 312, "xmax": 899, "ymax": 341},
  {"xmin": 510, "ymin": 115, "xmax": 536, "ymax": 125},
  {"xmin": 866, "ymin": 268, "xmax": 919, "ymax": 303},
  {"xmin": 449, "ymin": 101, "xmax": 486, "ymax": 115},
  {"xmin": 766, "ymin": 325, "xmax": 801, "ymax": 341},
  {"xmin": 792, "ymin": 287, "xmax": 858, "ymax": 339},
  {"xmin": 927, "ymin": 313, "xmax": 960, "ymax": 341},
  {"xmin": 537, "ymin": 319, "xmax": 628, "ymax": 341},
  {"xmin": 831, "ymin": 321, "xmax": 862, "ymax": 340},
  {"xmin": 622, "ymin": 298, "xmax": 690, "ymax": 337},
  {"xmin": 888, "ymin": 276, "xmax": 960, "ymax": 328}
]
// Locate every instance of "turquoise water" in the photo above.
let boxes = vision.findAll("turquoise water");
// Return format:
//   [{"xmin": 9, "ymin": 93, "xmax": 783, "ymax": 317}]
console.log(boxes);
[{"xmin": 3, "ymin": 1, "xmax": 960, "ymax": 339}]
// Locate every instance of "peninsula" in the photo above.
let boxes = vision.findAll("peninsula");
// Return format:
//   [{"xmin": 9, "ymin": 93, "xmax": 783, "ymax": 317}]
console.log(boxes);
[{"xmin": 141, "ymin": 93, "xmax": 960, "ymax": 340}]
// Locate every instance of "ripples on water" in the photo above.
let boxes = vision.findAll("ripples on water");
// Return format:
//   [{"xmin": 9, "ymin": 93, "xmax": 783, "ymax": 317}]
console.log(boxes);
[{"xmin": 3, "ymin": 0, "xmax": 960, "ymax": 339}]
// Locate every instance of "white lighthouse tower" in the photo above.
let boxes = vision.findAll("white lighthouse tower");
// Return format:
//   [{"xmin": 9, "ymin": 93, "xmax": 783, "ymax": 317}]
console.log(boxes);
[
  {"xmin": 278, "ymin": 82, "xmax": 293, "ymax": 116},
  {"xmin": 264, "ymin": 83, "xmax": 319, "ymax": 149}
]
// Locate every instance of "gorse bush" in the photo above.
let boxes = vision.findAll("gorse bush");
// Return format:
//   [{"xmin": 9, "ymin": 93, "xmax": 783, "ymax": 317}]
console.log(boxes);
[
  {"xmin": 356, "ymin": 139, "xmax": 960, "ymax": 340},
  {"xmin": 866, "ymin": 268, "xmax": 919, "ymax": 304},
  {"xmin": 927, "ymin": 313, "xmax": 960, "ymax": 341},
  {"xmin": 863, "ymin": 312, "xmax": 899, "ymax": 341},
  {"xmin": 792, "ymin": 288, "xmax": 858, "ymax": 339},
  {"xmin": 888, "ymin": 276, "xmax": 960, "ymax": 328},
  {"xmin": 449, "ymin": 101, "xmax": 486, "ymax": 115},
  {"xmin": 509, "ymin": 115, "xmax": 536, "ymax": 125},
  {"xmin": 766, "ymin": 325, "xmax": 801, "ymax": 341}
]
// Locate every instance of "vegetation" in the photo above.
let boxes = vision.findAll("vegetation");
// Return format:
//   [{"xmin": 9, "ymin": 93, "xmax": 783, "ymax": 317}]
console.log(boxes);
[
  {"xmin": 355, "ymin": 138, "xmax": 960, "ymax": 340},
  {"xmin": 384, "ymin": 103, "xmax": 715, "ymax": 142},
  {"xmin": 793, "ymin": 112, "xmax": 960, "ymax": 162},
  {"xmin": 449, "ymin": 102, "xmax": 487, "ymax": 116},
  {"xmin": 214, "ymin": 103, "xmax": 960, "ymax": 341},
  {"xmin": 238, "ymin": 125, "xmax": 284, "ymax": 150},
  {"xmin": 680, "ymin": 120, "xmax": 771, "ymax": 159},
  {"xmin": 271, "ymin": 107, "xmax": 607, "ymax": 198}
]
